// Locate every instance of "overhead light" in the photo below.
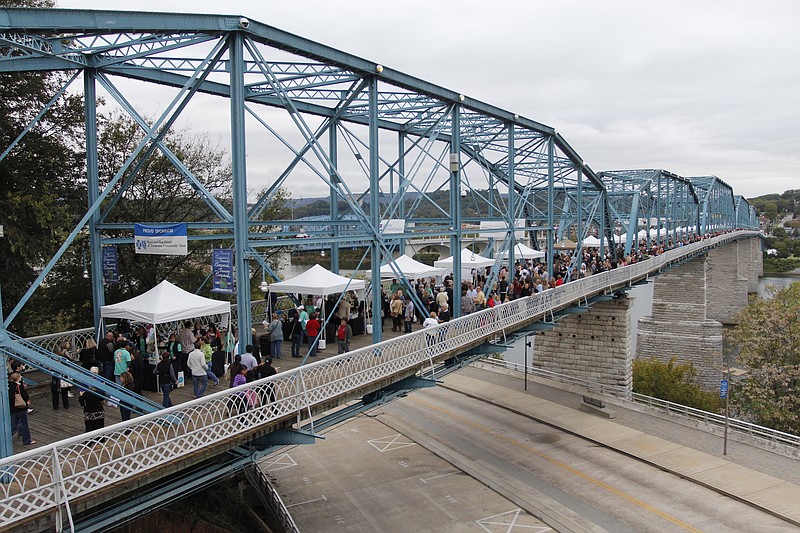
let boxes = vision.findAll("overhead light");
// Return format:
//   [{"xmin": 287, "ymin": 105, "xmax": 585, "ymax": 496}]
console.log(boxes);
[
  {"xmin": 320, "ymin": 250, "xmax": 326, "ymax": 257},
  {"xmin": 376, "ymin": 64, "xmax": 384, "ymax": 73},
  {"xmin": 259, "ymin": 280, "xmax": 269, "ymax": 293},
  {"xmin": 458, "ymin": 94, "xmax": 465, "ymax": 102},
  {"xmin": 83, "ymin": 269, "xmax": 89, "ymax": 279}
]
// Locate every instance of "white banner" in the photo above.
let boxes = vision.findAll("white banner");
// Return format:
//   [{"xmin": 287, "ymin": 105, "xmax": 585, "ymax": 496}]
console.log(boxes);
[
  {"xmin": 379, "ymin": 219, "xmax": 405, "ymax": 235},
  {"xmin": 479, "ymin": 219, "xmax": 527, "ymax": 239}
]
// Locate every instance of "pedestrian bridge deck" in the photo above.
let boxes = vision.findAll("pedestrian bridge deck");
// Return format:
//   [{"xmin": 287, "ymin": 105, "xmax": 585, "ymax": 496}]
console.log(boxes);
[{"xmin": 0, "ymin": 230, "xmax": 759, "ymax": 531}]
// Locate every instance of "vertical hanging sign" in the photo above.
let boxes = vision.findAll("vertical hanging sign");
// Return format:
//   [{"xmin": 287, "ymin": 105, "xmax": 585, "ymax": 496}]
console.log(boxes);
[
  {"xmin": 211, "ymin": 248, "xmax": 235, "ymax": 294},
  {"xmin": 134, "ymin": 223, "xmax": 188, "ymax": 256},
  {"xmin": 102, "ymin": 246, "xmax": 119, "ymax": 284}
]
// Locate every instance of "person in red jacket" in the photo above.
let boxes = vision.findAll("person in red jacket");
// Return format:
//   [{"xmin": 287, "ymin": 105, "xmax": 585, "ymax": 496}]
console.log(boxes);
[{"xmin": 305, "ymin": 312, "xmax": 321, "ymax": 357}]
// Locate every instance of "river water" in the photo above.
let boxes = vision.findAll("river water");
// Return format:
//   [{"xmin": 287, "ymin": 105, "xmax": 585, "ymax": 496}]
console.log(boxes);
[{"xmin": 278, "ymin": 257, "xmax": 799, "ymax": 367}]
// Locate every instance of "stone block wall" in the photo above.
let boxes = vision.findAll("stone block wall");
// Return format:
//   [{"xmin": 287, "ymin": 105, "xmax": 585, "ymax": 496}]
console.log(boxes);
[
  {"xmin": 706, "ymin": 242, "xmax": 749, "ymax": 324},
  {"xmin": 532, "ymin": 296, "xmax": 632, "ymax": 394},
  {"xmin": 637, "ymin": 316, "xmax": 723, "ymax": 389}
]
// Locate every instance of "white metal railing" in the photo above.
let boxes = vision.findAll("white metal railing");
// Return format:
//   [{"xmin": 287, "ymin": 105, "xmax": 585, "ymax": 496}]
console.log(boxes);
[
  {"xmin": 478, "ymin": 356, "xmax": 800, "ymax": 452},
  {"xmin": 0, "ymin": 231, "xmax": 759, "ymax": 528}
]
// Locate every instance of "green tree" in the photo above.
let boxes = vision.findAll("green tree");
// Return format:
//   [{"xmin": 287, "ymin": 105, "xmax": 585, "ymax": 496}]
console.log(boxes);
[
  {"xmin": 633, "ymin": 357, "xmax": 723, "ymax": 412},
  {"xmin": 97, "ymin": 112, "xmax": 233, "ymax": 300},
  {"xmin": 729, "ymin": 282, "xmax": 800, "ymax": 434},
  {"xmin": 0, "ymin": 0, "xmax": 87, "ymax": 335}
]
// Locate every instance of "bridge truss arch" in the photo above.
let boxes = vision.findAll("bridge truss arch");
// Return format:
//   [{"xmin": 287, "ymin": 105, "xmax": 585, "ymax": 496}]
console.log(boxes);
[{"xmin": 0, "ymin": 6, "xmax": 758, "ymax": 450}]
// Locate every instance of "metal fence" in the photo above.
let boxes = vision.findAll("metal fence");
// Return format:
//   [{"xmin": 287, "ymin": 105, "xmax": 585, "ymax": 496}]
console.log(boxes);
[
  {"xmin": 0, "ymin": 230, "xmax": 759, "ymax": 529},
  {"xmin": 478, "ymin": 357, "xmax": 800, "ymax": 452}
]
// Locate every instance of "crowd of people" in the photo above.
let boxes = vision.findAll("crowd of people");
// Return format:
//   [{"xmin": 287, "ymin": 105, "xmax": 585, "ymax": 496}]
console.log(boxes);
[
  {"xmin": 5, "ymin": 231, "xmax": 727, "ymax": 447},
  {"xmin": 381, "ymin": 232, "xmax": 725, "ymax": 334}
]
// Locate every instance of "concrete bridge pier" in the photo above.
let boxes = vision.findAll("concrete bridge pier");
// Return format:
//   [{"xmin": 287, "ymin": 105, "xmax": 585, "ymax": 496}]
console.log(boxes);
[
  {"xmin": 531, "ymin": 296, "xmax": 633, "ymax": 397},
  {"xmin": 636, "ymin": 238, "xmax": 762, "ymax": 390}
]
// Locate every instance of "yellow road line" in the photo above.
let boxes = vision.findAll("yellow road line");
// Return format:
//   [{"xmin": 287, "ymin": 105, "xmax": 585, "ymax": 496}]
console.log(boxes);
[{"xmin": 408, "ymin": 396, "xmax": 703, "ymax": 533}]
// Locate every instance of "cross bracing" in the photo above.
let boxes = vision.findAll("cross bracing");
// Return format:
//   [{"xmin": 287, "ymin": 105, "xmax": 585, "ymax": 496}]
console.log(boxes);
[{"xmin": 0, "ymin": 7, "xmax": 758, "ymax": 458}]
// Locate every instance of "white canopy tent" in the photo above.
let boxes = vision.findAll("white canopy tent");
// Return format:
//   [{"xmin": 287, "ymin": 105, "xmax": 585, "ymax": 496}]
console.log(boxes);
[
  {"xmin": 434, "ymin": 248, "xmax": 496, "ymax": 278},
  {"xmin": 374, "ymin": 254, "xmax": 445, "ymax": 280},
  {"xmin": 269, "ymin": 264, "xmax": 366, "ymax": 345},
  {"xmin": 100, "ymin": 280, "xmax": 231, "ymax": 356},
  {"xmin": 499, "ymin": 243, "xmax": 546, "ymax": 261},
  {"xmin": 268, "ymin": 264, "xmax": 365, "ymax": 296},
  {"xmin": 100, "ymin": 280, "xmax": 231, "ymax": 324}
]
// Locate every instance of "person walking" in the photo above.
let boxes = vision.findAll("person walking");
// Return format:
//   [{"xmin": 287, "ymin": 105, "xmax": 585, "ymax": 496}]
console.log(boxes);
[
  {"xmin": 154, "ymin": 351, "xmax": 178, "ymax": 408},
  {"xmin": 336, "ymin": 317, "xmax": 352, "ymax": 354},
  {"xmin": 187, "ymin": 341, "xmax": 209, "ymax": 399},
  {"xmin": 8, "ymin": 372, "xmax": 36, "ymax": 445},
  {"xmin": 265, "ymin": 313, "xmax": 284, "ymax": 359},
  {"xmin": 404, "ymin": 298, "xmax": 415, "ymax": 334},
  {"xmin": 113, "ymin": 341, "xmax": 131, "ymax": 385},
  {"xmin": 288, "ymin": 312, "xmax": 302, "ymax": 358},
  {"xmin": 305, "ymin": 312, "xmax": 321, "ymax": 357}
]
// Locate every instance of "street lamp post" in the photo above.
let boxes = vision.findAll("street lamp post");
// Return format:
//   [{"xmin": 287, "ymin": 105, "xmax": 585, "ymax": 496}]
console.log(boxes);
[
  {"xmin": 524, "ymin": 333, "xmax": 534, "ymax": 391},
  {"xmin": 722, "ymin": 366, "xmax": 748, "ymax": 455}
]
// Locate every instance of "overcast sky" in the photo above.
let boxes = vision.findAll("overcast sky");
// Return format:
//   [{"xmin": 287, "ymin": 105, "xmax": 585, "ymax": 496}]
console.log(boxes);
[{"xmin": 56, "ymin": 0, "xmax": 800, "ymax": 199}]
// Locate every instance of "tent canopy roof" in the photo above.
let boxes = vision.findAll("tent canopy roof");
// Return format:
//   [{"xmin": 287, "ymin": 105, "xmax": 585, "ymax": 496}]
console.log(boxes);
[
  {"xmin": 434, "ymin": 248, "xmax": 496, "ymax": 271},
  {"xmin": 269, "ymin": 264, "xmax": 365, "ymax": 296},
  {"xmin": 500, "ymin": 243, "xmax": 546, "ymax": 260},
  {"xmin": 376, "ymin": 254, "xmax": 445, "ymax": 279},
  {"xmin": 100, "ymin": 280, "xmax": 230, "ymax": 324}
]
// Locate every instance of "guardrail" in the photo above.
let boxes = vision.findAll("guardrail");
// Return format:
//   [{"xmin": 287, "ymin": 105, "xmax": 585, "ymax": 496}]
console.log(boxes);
[
  {"xmin": 0, "ymin": 230, "xmax": 759, "ymax": 529},
  {"xmin": 478, "ymin": 356, "xmax": 800, "ymax": 452}
]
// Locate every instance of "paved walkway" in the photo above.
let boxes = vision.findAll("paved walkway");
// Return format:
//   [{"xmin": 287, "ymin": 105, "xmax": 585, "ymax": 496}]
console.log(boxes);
[{"xmin": 444, "ymin": 367, "xmax": 800, "ymax": 527}]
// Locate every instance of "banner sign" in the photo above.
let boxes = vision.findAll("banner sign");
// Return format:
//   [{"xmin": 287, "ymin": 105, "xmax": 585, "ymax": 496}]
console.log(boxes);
[
  {"xmin": 379, "ymin": 219, "xmax": 405, "ymax": 235},
  {"xmin": 211, "ymin": 248, "xmax": 234, "ymax": 294},
  {"xmin": 479, "ymin": 219, "xmax": 527, "ymax": 239},
  {"xmin": 102, "ymin": 246, "xmax": 119, "ymax": 284},
  {"xmin": 134, "ymin": 223, "xmax": 188, "ymax": 256}
]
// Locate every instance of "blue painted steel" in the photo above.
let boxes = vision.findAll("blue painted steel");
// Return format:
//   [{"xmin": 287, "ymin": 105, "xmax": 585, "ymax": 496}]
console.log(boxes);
[
  {"xmin": 450, "ymin": 103, "xmax": 462, "ymax": 314},
  {"xmin": 84, "ymin": 69, "xmax": 105, "ymax": 332},
  {"xmin": 369, "ymin": 77, "xmax": 382, "ymax": 344},
  {"xmin": 230, "ymin": 32, "xmax": 251, "ymax": 355},
  {"xmin": 0, "ymin": 332, "xmax": 161, "ymax": 414}
]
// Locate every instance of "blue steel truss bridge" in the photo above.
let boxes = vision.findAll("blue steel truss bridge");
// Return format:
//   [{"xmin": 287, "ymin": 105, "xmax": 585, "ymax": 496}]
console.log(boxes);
[{"xmin": 0, "ymin": 8, "xmax": 761, "ymax": 531}]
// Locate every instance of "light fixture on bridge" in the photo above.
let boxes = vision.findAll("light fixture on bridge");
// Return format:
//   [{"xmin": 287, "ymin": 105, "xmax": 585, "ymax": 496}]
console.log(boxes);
[
  {"xmin": 375, "ymin": 64, "xmax": 384, "ymax": 73},
  {"xmin": 320, "ymin": 250, "xmax": 326, "ymax": 257},
  {"xmin": 259, "ymin": 268, "xmax": 269, "ymax": 293},
  {"xmin": 458, "ymin": 94, "xmax": 465, "ymax": 102}
]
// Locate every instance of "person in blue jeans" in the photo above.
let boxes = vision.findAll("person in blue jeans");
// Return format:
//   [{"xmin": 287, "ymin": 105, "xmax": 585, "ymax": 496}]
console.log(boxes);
[
  {"xmin": 266, "ymin": 313, "xmax": 284, "ymax": 359},
  {"xmin": 8, "ymin": 372, "xmax": 36, "ymax": 445},
  {"xmin": 187, "ymin": 342, "xmax": 209, "ymax": 399}
]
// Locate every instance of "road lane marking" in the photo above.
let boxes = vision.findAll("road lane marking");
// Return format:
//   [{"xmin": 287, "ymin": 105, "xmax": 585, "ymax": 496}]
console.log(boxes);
[{"xmin": 410, "ymin": 396, "xmax": 703, "ymax": 533}]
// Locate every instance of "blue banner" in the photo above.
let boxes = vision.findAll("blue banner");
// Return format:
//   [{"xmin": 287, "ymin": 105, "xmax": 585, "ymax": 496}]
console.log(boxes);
[
  {"xmin": 102, "ymin": 246, "xmax": 119, "ymax": 284},
  {"xmin": 134, "ymin": 223, "xmax": 188, "ymax": 256},
  {"xmin": 211, "ymin": 248, "xmax": 234, "ymax": 294}
]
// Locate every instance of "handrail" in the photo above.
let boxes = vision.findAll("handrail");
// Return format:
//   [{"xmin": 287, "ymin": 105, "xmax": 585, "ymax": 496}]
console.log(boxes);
[{"xmin": 0, "ymin": 230, "xmax": 760, "ymax": 528}]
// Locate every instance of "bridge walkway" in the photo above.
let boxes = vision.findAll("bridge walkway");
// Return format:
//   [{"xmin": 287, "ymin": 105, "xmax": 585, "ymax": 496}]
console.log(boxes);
[{"xmin": 0, "ymin": 231, "xmax": 760, "ymax": 531}]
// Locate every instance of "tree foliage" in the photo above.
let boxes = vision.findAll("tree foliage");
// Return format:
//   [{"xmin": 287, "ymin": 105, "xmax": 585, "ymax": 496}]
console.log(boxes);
[
  {"xmin": 0, "ymin": 0, "xmax": 86, "ymax": 334},
  {"xmin": 729, "ymin": 282, "xmax": 800, "ymax": 434},
  {"xmin": 633, "ymin": 357, "xmax": 723, "ymax": 412}
]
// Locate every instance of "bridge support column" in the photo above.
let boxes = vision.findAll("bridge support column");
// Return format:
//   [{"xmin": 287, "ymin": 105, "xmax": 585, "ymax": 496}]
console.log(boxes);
[
  {"xmin": 637, "ymin": 256, "xmax": 723, "ymax": 389},
  {"xmin": 706, "ymin": 240, "xmax": 751, "ymax": 324},
  {"xmin": 532, "ymin": 296, "xmax": 632, "ymax": 396}
]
